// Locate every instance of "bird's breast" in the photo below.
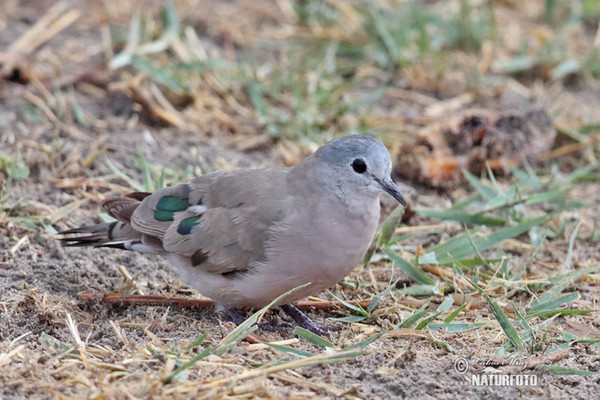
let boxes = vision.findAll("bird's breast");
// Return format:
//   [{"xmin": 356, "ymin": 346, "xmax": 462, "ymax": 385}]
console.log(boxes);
[
  {"xmin": 263, "ymin": 195, "xmax": 379, "ymax": 283},
  {"xmin": 228, "ymin": 195, "xmax": 381, "ymax": 307}
]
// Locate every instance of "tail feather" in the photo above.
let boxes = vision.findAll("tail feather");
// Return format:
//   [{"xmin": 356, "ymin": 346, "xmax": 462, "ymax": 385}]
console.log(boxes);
[
  {"xmin": 59, "ymin": 221, "xmax": 140, "ymax": 247},
  {"xmin": 58, "ymin": 192, "xmax": 164, "ymax": 253},
  {"xmin": 58, "ymin": 220, "xmax": 164, "ymax": 254}
]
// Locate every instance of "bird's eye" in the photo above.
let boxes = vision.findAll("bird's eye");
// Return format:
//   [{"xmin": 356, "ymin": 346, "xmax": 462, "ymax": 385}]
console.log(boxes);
[{"xmin": 352, "ymin": 158, "xmax": 367, "ymax": 173}]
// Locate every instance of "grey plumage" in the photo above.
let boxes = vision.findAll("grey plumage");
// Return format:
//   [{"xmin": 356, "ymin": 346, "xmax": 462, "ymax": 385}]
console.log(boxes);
[{"xmin": 60, "ymin": 135, "xmax": 406, "ymax": 314}]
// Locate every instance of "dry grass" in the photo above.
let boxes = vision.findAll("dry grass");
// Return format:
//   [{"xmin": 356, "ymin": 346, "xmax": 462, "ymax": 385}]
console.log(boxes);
[{"xmin": 1, "ymin": 0, "xmax": 600, "ymax": 398}]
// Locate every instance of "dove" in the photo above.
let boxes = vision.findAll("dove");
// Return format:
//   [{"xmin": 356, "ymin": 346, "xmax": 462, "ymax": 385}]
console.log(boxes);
[{"xmin": 60, "ymin": 134, "xmax": 407, "ymax": 335}]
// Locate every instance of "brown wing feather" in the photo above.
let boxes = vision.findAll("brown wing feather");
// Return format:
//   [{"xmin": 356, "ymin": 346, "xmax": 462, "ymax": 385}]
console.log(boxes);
[
  {"xmin": 101, "ymin": 196, "xmax": 141, "ymax": 223},
  {"xmin": 74, "ymin": 169, "xmax": 294, "ymax": 275},
  {"xmin": 146, "ymin": 169, "xmax": 292, "ymax": 274},
  {"xmin": 130, "ymin": 184, "xmax": 198, "ymax": 239}
]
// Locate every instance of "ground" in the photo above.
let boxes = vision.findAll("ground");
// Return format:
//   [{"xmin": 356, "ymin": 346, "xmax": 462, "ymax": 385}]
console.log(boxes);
[{"xmin": 1, "ymin": 1, "xmax": 600, "ymax": 399}]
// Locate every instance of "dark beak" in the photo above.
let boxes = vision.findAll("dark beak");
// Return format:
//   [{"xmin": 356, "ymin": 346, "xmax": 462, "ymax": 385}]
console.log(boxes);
[{"xmin": 375, "ymin": 178, "xmax": 407, "ymax": 207}]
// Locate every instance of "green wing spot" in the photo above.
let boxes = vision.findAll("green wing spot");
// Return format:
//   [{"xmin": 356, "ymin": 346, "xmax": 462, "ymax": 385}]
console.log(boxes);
[
  {"xmin": 154, "ymin": 210, "xmax": 175, "ymax": 221},
  {"xmin": 157, "ymin": 196, "xmax": 190, "ymax": 211},
  {"xmin": 177, "ymin": 216, "xmax": 201, "ymax": 235},
  {"xmin": 154, "ymin": 196, "xmax": 190, "ymax": 221}
]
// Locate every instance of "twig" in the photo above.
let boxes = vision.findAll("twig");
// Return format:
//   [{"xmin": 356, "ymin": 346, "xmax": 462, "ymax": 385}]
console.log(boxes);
[
  {"xmin": 498, "ymin": 349, "xmax": 570, "ymax": 374},
  {"xmin": 0, "ymin": 2, "xmax": 80, "ymax": 80},
  {"xmin": 0, "ymin": 65, "xmax": 105, "ymax": 101},
  {"xmin": 77, "ymin": 291, "xmax": 374, "ymax": 311},
  {"xmin": 78, "ymin": 291, "xmax": 216, "ymax": 309},
  {"xmin": 296, "ymin": 299, "xmax": 372, "ymax": 310}
]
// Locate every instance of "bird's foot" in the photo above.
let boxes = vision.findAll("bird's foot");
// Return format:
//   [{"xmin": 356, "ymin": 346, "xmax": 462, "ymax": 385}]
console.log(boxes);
[
  {"xmin": 226, "ymin": 305, "xmax": 341, "ymax": 336},
  {"xmin": 280, "ymin": 304, "xmax": 342, "ymax": 336},
  {"xmin": 225, "ymin": 308, "xmax": 292, "ymax": 332},
  {"xmin": 225, "ymin": 307, "xmax": 246, "ymax": 326}
]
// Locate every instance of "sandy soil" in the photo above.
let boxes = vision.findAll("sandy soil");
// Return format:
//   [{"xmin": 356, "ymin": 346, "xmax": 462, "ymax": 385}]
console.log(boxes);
[{"xmin": 1, "ymin": 1, "xmax": 599, "ymax": 399}]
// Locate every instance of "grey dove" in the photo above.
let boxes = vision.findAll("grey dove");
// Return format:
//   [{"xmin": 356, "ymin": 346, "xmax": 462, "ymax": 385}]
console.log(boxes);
[{"xmin": 60, "ymin": 134, "xmax": 407, "ymax": 335}]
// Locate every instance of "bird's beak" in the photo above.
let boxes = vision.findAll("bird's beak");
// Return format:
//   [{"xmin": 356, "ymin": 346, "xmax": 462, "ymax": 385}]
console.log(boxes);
[{"xmin": 375, "ymin": 178, "xmax": 407, "ymax": 207}]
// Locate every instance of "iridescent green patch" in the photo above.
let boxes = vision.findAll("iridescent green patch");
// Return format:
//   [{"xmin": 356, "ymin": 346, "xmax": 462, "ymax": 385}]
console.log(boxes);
[
  {"xmin": 177, "ymin": 216, "xmax": 201, "ymax": 235},
  {"xmin": 153, "ymin": 196, "xmax": 190, "ymax": 221}
]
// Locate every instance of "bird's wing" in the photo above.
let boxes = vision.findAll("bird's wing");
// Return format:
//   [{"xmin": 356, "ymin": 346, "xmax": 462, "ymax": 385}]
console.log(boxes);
[{"xmin": 122, "ymin": 168, "xmax": 293, "ymax": 274}]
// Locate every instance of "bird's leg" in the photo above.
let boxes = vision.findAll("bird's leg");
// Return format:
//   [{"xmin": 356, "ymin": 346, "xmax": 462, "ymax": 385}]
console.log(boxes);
[
  {"xmin": 280, "ymin": 304, "xmax": 342, "ymax": 336},
  {"xmin": 225, "ymin": 307, "xmax": 247, "ymax": 326},
  {"xmin": 226, "ymin": 307, "xmax": 292, "ymax": 332}
]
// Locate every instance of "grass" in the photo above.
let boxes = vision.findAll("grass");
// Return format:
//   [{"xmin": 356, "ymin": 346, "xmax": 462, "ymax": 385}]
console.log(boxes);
[
  {"xmin": 375, "ymin": 164, "xmax": 599, "ymax": 358},
  {"xmin": 357, "ymin": 0, "xmax": 495, "ymax": 68},
  {"xmin": 100, "ymin": 0, "xmax": 600, "ymax": 145},
  {"xmin": 0, "ymin": 150, "xmax": 42, "ymax": 230},
  {"xmin": 105, "ymin": 148, "xmax": 198, "ymax": 193},
  {"xmin": 22, "ymin": 153, "xmax": 599, "ymax": 390},
  {"xmin": 316, "ymin": 162, "xmax": 598, "ymax": 361},
  {"xmin": 2, "ymin": 0, "xmax": 600, "ymax": 398}
]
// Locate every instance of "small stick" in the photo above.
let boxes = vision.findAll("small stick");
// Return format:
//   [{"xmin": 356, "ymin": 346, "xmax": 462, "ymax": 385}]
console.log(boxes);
[
  {"xmin": 244, "ymin": 334, "xmax": 264, "ymax": 344},
  {"xmin": 498, "ymin": 349, "xmax": 569, "ymax": 374},
  {"xmin": 296, "ymin": 299, "xmax": 372, "ymax": 310},
  {"xmin": 78, "ymin": 291, "xmax": 216, "ymax": 309},
  {"xmin": 77, "ymin": 291, "xmax": 373, "ymax": 311}
]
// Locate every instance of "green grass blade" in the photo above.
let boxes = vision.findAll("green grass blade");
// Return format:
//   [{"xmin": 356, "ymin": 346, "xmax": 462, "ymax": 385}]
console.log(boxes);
[
  {"xmin": 368, "ymin": 2, "xmax": 401, "ymax": 63},
  {"xmin": 364, "ymin": 204, "xmax": 405, "ymax": 264},
  {"xmin": 462, "ymin": 168, "xmax": 497, "ymax": 200},
  {"xmin": 345, "ymin": 330, "xmax": 387, "ymax": 351},
  {"xmin": 416, "ymin": 209, "xmax": 506, "ymax": 226},
  {"xmin": 378, "ymin": 204, "xmax": 406, "ymax": 245},
  {"xmin": 363, "ymin": 205, "xmax": 404, "ymax": 265},
  {"xmin": 466, "ymin": 278, "xmax": 522, "ymax": 349},
  {"xmin": 529, "ymin": 292, "xmax": 579, "ymax": 314},
  {"xmin": 539, "ymin": 365, "xmax": 600, "ymax": 376},
  {"xmin": 293, "ymin": 327, "xmax": 335, "ymax": 349},
  {"xmin": 216, "ymin": 283, "xmax": 311, "ymax": 356},
  {"xmin": 185, "ymin": 332, "xmax": 208, "ymax": 352},
  {"xmin": 265, "ymin": 343, "xmax": 315, "ymax": 358},
  {"xmin": 535, "ymin": 281, "xmax": 571, "ymax": 304},
  {"xmin": 447, "ymin": 193, "xmax": 480, "ymax": 211},
  {"xmin": 130, "ymin": 55, "xmax": 185, "ymax": 92},
  {"xmin": 513, "ymin": 229, "xmax": 546, "ymax": 280},
  {"xmin": 105, "ymin": 157, "xmax": 144, "ymax": 192},
  {"xmin": 444, "ymin": 301, "xmax": 467, "ymax": 323},
  {"xmin": 247, "ymin": 81, "xmax": 266, "ymax": 120},
  {"xmin": 136, "ymin": 148, "xmax": 155, "ymax": 192},
  {"xmin": 526, "ymin": 309, "xmax": 596, "ymax": 319},
  {"xmin": 397, "ymin": 303, "xmax": 429, "ymax": 329},
  {"xmin": 437, "ymin": 297, "xmax": 455, "ymax": 313},
  {"xmin": 513, "ymin": 306, "xmax": 536, "ymax": 344},
  {"xmin": 332, "ymin": 315, "xmax": 367, "ymax": 323},
  {"xmin": 367, "ymin": 280, "xmax": 397, "ymax": 313},
  {"xmin": 326, "ymin": 290, "xmax": 367, "ymax": 315},
  {"xmin": 425, "ymin": 335, "xmax": 459, "ymax": 354},
  {"xmin": 524, "ymin": 188, "xmax": 570, "ymax": 205},
  {"xmin": 415, "ymin": 312, "xmax": 442, "ymax": 330},
  {"xmin": 561, "ymin": 222, "xmax": 580, "ymax": 271},
  {"xmin": 49, "ymin": 200, "xmax": 84, "ymax": 224},
  {"xmin": 510, "ymin": 164, "xmax": 543, "ymax": 189},
  {"xmin": 549, "ymin": 266, "xmax": 600, "ymax": 284},
  {"xmin": 422, "ymin": 215, "xmax": 550, "ymax": 265},
  {"xmin": 164, "ymin": 346, "xmax": 212, "ymax": 383},
  {"xmin": 415, "ymin": 297, "xmax": 455, "ymax": 329},
  {"xmin": 427, "ymin": 322, "xmax": 487, "ymax": 332},
  {"xmin": 384, "ymin": 247, "xmax": 435, "ymax": 285}
]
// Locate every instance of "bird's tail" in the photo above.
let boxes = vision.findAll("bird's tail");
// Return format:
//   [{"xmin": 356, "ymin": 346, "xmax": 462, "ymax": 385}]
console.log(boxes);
[
  {"xmin": 59, "ymin": 192, "xmax": 164, "ymax": 254},
  {"xmin": 59, "ymin": 221, "xmax": 143, "ymax": 250}
]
